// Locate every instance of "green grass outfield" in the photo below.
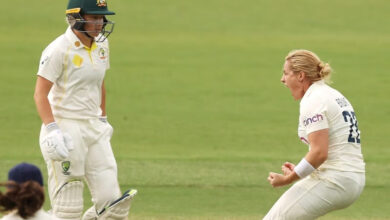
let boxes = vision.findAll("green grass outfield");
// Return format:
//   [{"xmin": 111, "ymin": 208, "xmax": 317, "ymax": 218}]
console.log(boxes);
[{"xmin": 1, "ymin": 0, "xmax": 389, "ymax": 219}]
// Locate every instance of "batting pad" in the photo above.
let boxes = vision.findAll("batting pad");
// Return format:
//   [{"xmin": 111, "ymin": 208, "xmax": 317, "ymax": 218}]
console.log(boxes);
[
  {"xmin": 53, "ymin": 180, "xmax": 84, "ymax": 220},
  {"xmin": 98, "ymin": 189, "xmax": 138, "ymax": 220}
]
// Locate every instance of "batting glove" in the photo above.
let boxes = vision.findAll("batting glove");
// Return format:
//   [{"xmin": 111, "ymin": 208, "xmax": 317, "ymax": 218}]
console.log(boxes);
[{"xmin": 41, "ymin": 122, "xmax": 74, "ymax": 161}]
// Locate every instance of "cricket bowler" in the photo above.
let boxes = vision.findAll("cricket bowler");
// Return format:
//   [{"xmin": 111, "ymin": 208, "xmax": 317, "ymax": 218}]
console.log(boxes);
[{"xmin": 264, "ymin": 50, "xmax": 365, "ymax": 219}]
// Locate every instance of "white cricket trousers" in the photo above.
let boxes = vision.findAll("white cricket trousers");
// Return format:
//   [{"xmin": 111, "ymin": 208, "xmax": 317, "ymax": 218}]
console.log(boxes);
[
  {"xmin": 263, "ymin": 169, "xmax": 365, "ymax": 220},
  {"xmin": 39, "ymin": 118, "xmax": 121, "ymax": 216}
]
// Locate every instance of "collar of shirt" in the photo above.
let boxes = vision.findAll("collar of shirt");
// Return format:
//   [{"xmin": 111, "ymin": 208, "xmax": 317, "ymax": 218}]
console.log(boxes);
[
  {"xmin": 65, "ymin": 26, "xmax": 97, "ymax": 51},
  {"xmin": 301, "ymin": 79, "xmax": 325, "ymax": 102}
]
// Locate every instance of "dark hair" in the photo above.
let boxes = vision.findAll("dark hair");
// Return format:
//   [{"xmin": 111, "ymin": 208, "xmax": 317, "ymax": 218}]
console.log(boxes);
[{"xmin": 0, "ymin": 181, "xmax": 44, "ymax": 219}]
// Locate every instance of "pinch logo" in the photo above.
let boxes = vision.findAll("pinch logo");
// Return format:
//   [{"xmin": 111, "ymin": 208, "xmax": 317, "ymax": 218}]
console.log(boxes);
[{"xmin": 303, "ymin": 114, "xmax": 324, "ymax": 126}]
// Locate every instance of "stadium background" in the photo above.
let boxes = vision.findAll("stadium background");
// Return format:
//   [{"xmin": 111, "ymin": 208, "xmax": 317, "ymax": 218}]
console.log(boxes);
[{"xmin": 0, "ymin": 0, "xmax": 389, "ymax": 219}]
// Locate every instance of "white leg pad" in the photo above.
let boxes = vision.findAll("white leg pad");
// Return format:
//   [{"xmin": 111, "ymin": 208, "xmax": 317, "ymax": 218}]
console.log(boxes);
[
  {"xmin": 52, "ymin": 180, "xmax": 84, "ymax": 220},
  {"xmin": 98, "ymin": 189, "xmax": 137, "ymax": 220}
]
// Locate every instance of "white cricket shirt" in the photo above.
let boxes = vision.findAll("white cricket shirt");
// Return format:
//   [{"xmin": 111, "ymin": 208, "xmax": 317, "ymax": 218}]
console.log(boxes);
[
  {"xmin": 298, "ymin": 80, "xmax": 365, "ymax": 172},
  {"xmin": 0, "ymin": 209, "xmax": 58, "ymax": 220},
  {"xmin": 37, "ymin": 27, "xmax": 110, "ymax": 119}
]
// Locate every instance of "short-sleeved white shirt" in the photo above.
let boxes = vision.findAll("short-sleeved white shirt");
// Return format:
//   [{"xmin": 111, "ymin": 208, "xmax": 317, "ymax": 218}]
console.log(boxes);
[
  {"xmin": 298, "ymin": 80, "xmax": 365, "ymax": 172},
  {"xmin": 37, "ymin": 27, "xmax": 110, "ymax": 119}
]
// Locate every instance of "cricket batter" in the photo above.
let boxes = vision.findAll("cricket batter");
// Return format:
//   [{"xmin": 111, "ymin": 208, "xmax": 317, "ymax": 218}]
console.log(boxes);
[
  {"xmin": 33, "ymin": 0, "xmax": 136, "ymax": 219},
  {"xmin": 264, "ymin": 50, "xmax": 365, "ymax": 219}
]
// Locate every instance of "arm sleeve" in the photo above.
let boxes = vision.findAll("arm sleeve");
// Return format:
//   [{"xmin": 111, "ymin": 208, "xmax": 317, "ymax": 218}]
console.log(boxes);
[
  {"xmin": 300, "ymin": 98, "xmax": 329, "ymax": 135},
  {"xmin": 37, "ymin": 46, "xmax": 63, "ymax": 83}
]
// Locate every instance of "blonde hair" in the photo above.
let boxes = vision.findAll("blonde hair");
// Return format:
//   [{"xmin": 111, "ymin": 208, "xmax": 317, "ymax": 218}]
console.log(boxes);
[{"xmin": 285, "ymin": 49, "xmax": 332, "ymax": 83}]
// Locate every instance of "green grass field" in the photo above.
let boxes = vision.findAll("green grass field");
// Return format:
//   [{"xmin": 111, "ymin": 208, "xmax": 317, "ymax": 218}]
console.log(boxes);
[{"xmin": 1, "ymin": 0, "xmax": 390, "ymax": 219}]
